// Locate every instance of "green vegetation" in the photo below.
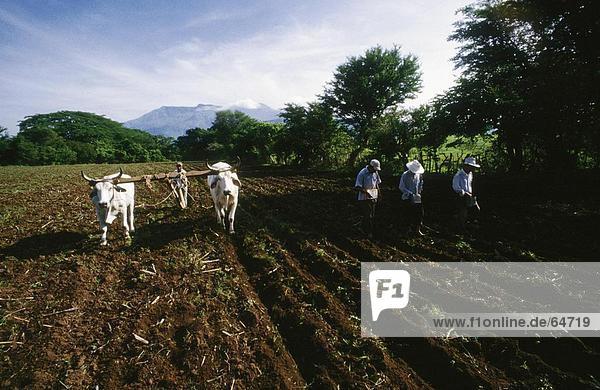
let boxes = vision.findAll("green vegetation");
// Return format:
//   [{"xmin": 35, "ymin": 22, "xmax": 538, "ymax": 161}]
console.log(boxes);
[
  {"xmin": 322, "ymin": 45, "xmax": 422, "ymax": 165},
  {"xmin": 0, "ymin": 126, "xmax": 10, "ymax": 159},
  {"xmin": 1, "ymin": 111, "xmax": 177, "ymax": 165},
  {"xmin": 276, "ymin": 102, "xmax": 353, "ymax": 167},
  {"xmin": 430, "ymin": 0, "xmax": 599, "ymax": 171},
  {"xmin": 176, "ymin": 110, "xmax": 283, "ymax": 164}
]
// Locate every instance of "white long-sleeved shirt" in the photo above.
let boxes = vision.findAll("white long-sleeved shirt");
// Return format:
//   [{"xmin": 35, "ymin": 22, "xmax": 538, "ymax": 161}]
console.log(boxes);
[
  {"xmin": 452, "ymin": 168, "xmax": 473, "ymax": 196},
  {"xmin": 172, "ymin": 169, "xmax": 188, "ymax": 189},
  {"xmin": 398, "ymin": 171, "xmax": 423, "ymax": 200},
  {"xmin": 355, "ymin": 167, "xmax": 381, "ymax": 200}
]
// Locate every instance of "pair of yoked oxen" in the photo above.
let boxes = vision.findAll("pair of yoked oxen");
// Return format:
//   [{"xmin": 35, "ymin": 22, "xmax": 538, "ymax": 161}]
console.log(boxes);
[{"xmin": 81, "ymin": 160, "xmax": 240, "ymax": 245}]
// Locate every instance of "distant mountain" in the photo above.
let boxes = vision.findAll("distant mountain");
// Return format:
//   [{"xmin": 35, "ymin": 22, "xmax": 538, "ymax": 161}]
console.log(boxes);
[{"xmin": 124, "ymin": 100, "xmax": 282, "ymax": 138}]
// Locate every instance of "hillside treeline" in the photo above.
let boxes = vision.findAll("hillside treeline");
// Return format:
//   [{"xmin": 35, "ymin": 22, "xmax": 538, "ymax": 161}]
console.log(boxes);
[
  {"xmin": 0, "ymin": 112, "xmax": 177, "ymax": 165},
  {"xmin": 1, "ymin": 0, "xmax": 597, "ymax": 171}
]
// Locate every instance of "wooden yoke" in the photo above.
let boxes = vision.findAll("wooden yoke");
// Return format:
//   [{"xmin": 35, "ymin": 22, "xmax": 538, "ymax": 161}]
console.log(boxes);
[{"xmin": 112, "ymin": 169, "xmax": 212, "ymax": 185}]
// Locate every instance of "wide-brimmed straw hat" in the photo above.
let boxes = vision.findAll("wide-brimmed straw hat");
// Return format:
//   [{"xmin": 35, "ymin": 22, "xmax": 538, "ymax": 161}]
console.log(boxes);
[
  {"xmin": 406, "ymin": 160, "xmax": 424, "ymax": 174},
  {"xmin": 369, "ymin": 159, "xmax": 381, "ymax": 171},
  {"xmin": 463, "ymin": 157, "xmax": 480, "ymax": 168}
]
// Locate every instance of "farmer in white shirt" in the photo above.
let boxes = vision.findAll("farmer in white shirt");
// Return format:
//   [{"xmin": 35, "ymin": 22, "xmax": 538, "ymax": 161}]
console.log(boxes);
[
  {"xmin": 171, "ymin": 162, "xmax": 188, "ymax": 189},
  {"xmin": 171, "ymin": 162, "xmax": 189, "ymax": 208},
  {"xmin": 452, "ymin": 157, "xmax": 481, "ymax": 228},
  {"xmin": 399, "ymin": 160, "xmax": 425, "ymax": 236},
  {"xmin": 354, "ymin": 159, "xmax": 382, "ymax": 236},
  {"xmin": 175, "ymin": 161, "xmax": 186, "ymax": 175}
]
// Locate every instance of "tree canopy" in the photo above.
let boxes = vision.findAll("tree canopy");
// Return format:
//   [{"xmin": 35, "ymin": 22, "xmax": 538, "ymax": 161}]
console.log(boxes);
[
  {"xmin": 430, "ymin": 0, "xmax": 599, "ymax": 171},
  {"xmin": 370, "ymin": 105, "xmax": 431, "ymax": 169},
  {"xmin": 176, "ymin": 110, "xmax": 283, "ymax": 165},
  {"xmin": 322, "ymin": 45, "xmax": 422, "ymax": 164},
  {"xmin": 275, "ymin": 102, "xmax": 352, "ymax": 167},
  {"xmin": 1, "ymin": 111, "xmax": 177, "ymax": 165}
]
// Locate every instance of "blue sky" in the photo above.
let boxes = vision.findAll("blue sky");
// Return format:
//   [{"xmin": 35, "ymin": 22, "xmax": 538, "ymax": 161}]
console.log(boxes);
[{"xmin": 0, "ymin": 0, "xmax": 471, "ymax": 133}]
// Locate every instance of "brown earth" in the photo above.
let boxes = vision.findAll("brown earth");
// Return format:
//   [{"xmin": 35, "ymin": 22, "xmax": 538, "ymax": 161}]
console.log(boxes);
[{"xmin": 1, "ymin": 163, "xmax": 599, "ymax": 389}]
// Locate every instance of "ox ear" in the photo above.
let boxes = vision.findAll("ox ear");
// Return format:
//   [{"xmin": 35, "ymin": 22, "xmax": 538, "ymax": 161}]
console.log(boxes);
[{"xmin": 114, "ymin": 185, "xmax": 127, "ymax": 192}]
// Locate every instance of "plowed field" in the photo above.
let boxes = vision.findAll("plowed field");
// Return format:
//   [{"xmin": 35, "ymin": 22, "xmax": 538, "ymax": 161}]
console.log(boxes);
[{"xmin": 1, "ymin": 163, "xmax": 599, "ymax": 389}]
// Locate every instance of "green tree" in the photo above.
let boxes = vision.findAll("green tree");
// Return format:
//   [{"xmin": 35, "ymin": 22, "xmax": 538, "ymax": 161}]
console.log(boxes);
[
  {"xmin": 276, "ymin": 102, "xmax": 353, "ymax": 167},
  {"xmin": 322, "ymin": 45, "xmax": 422, "ymax": 165},
  {"xmin": 12, "ymin": 125, "xmax": 76, "ymax": 165},
  {"xmin": 237, "ymin": 121, "xmax": 283, "ymax": 164},
  {"xmin": 445, "ymin": 1, "xmax": 537, "ymax": 171},
  {"xmin": 0, "ymin": 126, "xmax": 12, "ymax": 164},
  {"xmin": 93, "ymin": 139, "xmax": 117, "ymax": 163},
  {"xmin": 9, "ymin": 111, "xmax": 175, "ymax": 165},
  {"xmin": 524, "ymin": 0, "xmax": 599, "ymax": 168},
  {"xmin": 176, "ymin": 127, "xmax": 213, "ymax": 161},
  {"xmin": 433, "ymin": 0, "xmax": 599, "ymax": 171},
  {"xmin": 12, "ymin": 137, "xmax": 39, "ymax": 165},
  {"xmin": 176, "ymin": 110, "xmax": 278, "ymax": 164},
  {"xmin": 371, "ymin": 105, "xmax": 430, "ymax": 169}
]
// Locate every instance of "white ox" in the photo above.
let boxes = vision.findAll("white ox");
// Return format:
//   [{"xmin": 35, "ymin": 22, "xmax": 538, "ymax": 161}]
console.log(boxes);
[
  {"xmin": 206, "ymin": 160, "xmax": 241, "ymax": 234},
  {"xmin": 81, "ymin": 168, "xmax": 135, "ymax": 245}
]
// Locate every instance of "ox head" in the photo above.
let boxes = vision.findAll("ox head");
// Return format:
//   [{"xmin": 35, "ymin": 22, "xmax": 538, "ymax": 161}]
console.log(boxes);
[
  {"xmin": 81, "ymin": 168, "xmax": 127, "ymax": 208},
  {"xmin": 207, "ymin": 157, "xmax": 241, "ymax": 196}
]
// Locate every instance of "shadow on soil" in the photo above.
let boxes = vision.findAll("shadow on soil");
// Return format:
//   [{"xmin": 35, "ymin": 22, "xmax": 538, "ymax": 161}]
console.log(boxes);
[
  {"xmin": 2, "ymin": 231, "xmax": 88, "ymax": 259},
  {"xmin": 240, "ymin": 171, "xmax": 600, "ymax": 260},
  {"xmin": 133, "ymin": 217, "xmax": 198, "ymax": 249}
]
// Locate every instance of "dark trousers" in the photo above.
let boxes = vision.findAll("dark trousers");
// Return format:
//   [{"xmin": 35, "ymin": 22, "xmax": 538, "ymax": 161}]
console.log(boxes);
[
  {"xmin": 360, "ymin": 199, "xmax": 377, "ymax": 233},
  {"xmin": 403, "ymin": 200, "xmax": 424, "ymax": 230},
  {"xmin": 456, "ymin": 195, "xmax": 477, "ymax": 228}
]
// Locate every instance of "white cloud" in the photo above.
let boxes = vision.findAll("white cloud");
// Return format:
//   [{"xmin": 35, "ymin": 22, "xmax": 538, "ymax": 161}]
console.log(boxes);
[
  {"xmin": 227, "ymin": 99, "xmax": 261, "ymax": 109},
  {"xmin": 183, "ymin": 8, "xmax": 255, "ymax": 29}
]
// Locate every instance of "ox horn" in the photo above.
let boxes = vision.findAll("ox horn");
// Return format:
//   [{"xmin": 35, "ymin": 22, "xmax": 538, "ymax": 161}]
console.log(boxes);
[
  {"xmin": 114, "ymin": 167, "xmax": 123, "ymax": 181},
  {"xmin": 81, "ymin": 171, "xmax": 97, "ymax": 184},
  {"xmin": 206, "ymin": 161, "xmax": 219, "ymax": 172},
  {"xmin": 232, "ymin": 156, "xmax": 241, "ymax": 171}
]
